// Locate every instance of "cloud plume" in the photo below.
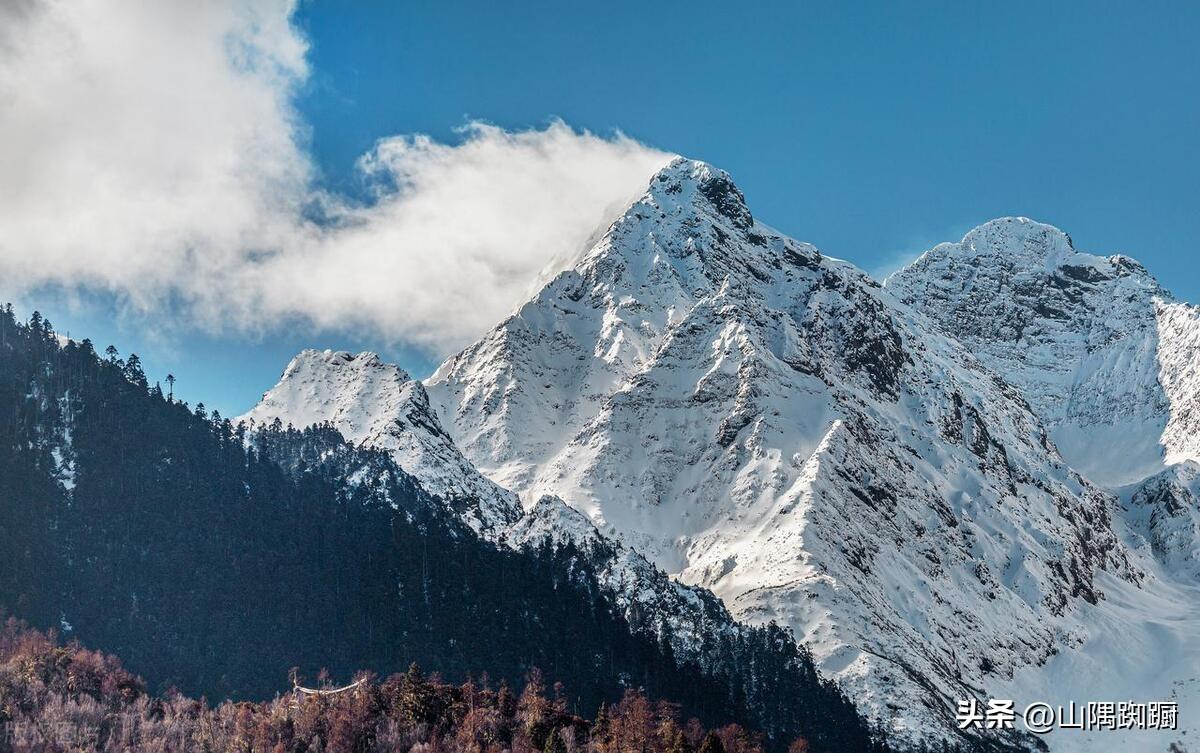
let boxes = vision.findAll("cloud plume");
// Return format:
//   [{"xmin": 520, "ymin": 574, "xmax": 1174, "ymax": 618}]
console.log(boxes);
[{"xmin": 0, "ymin": 0, "xmax": 671, "ymax": 352}]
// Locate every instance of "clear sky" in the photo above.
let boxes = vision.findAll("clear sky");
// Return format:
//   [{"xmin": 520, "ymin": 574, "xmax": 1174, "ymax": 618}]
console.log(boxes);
[
  {"xmin": 4, "ymin": 1, "xmax": 1198, "ymax": 416},
  {"xmin": 294, "ymin": 0, "xmax": 1198, "ymax": 280}
]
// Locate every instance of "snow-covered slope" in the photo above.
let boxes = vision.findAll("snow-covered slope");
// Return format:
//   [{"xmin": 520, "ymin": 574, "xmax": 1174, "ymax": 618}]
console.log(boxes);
[
  {"xmin": 876, "ymin": 217, "xmax": 1200, "ymax": 750},
  {"xmin": 887, "ymin": 217, "xmax": 1200, "ymax": 487},
  {"xmin": 424, "ymin": 159, "xmax": 1161, "ymax": 746},
  {"xmin": 504, "ymin": 495, "xmax": 735, "ymax": 659},
  {"xmin": 888, "ymin": 220, "xmax": 1200, "ymax": 581},
  {"xmin": 237, "ymin": 348, "xmax": 733, "ymax": 664},
  {"xmin": 240, "ymin": 349, "xmax": 521, "ymax": 536}
]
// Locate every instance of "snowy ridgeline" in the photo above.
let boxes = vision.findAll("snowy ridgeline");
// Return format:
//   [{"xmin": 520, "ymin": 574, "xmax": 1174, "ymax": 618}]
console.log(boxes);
[{"xmin": 241, "ymin": 158, "xmax": 1200, "ymax": 752}]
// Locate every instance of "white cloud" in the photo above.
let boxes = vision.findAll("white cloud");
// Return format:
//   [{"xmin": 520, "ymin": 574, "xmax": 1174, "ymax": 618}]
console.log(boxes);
[
  {"xmin": 260, "ymin": 122, "xmax": 671, "ymax": 350},
  {"xmin": 0, "ymin": 1, "xmax": 671, "ymax": 353}
]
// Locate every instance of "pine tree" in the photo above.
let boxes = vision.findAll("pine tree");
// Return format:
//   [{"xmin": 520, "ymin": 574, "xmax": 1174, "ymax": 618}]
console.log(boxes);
[
  {"xmin": 398, "ymin": 663, "xmax": 435, "ymax": 728},
  {"xmin": 123, "ymin": 353, "xmax": 147, "ymax": 388}
]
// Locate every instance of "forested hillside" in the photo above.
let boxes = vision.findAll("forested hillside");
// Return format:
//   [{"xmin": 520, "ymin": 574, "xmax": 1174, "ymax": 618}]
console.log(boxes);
[
  {"xmin": 0, "ymin": 618, "xmax": 781, "ymax": 753},
  {"xmin": 0, "ymin": 307, "xmax": 905, "ymax": 753}
]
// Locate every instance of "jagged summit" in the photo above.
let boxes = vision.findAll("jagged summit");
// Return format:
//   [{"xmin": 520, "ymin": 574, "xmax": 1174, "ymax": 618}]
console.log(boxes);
[
  {"xmin": 959, "ymin": 216, "xmax": 1076, "ymax": 267},
  {"xmin": 645, "ymin": 157, "xmax": 755, "ymax": 229},
  {"xmin": 284, "ymin": 349, "xmax": 395, "ymax": 375},
  {"xmin": 551, "ymin": 156, "xmax": 822, "ymax": 300},
  {"xmin": 256, "ymin": 349, "xmax": 412, "ymax": 432},
  {"xmin": 897, "ymin": 216, "xmax": 1161, "ymax": 288}
]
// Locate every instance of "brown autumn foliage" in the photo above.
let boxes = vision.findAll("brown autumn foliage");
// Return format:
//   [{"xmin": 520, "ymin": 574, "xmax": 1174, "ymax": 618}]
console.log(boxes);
[{"xmin": 0, "ymin": 619, "xmax": 796, "ymax": 753}]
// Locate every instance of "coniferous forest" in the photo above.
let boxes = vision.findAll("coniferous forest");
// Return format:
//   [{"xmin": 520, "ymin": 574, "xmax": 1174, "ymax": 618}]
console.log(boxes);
[
  {"xmin": 0, "ymin": 617, "xmax": 817, "ymax": 753},
  {"xmin": 0, "ymin": 307, "xmax": 1006, "ymax": 753}
]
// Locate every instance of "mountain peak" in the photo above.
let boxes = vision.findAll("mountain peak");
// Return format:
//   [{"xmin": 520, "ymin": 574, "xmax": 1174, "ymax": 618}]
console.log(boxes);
[
  {"xmin": 427, "ymin": 174, "xmax": 1153, "ymax": 741},
  {"xmin": 645, "ymin": 157, "xmax": 754, "ymax": 230},
  {"xmin": 957, "ymin": 216, "xmax": 1076, "ymax": 269},
  {"xmin": 283, "ymin": 349, "xmax": 404, "ymax": 381},
  {"xmin": 888, "ymin": 218, "xmax": 1185, "ymax": 488},
  {"xmin": 242, "ymin": 348, "xmax": 522, "ymax": 535},
  {"xmin": 893, "ymin": 216, "xmax": 1162, "ymax": 295},
  {"xmin": 246, "ymin": 349, "xmax": 414, "ymax": 440},
  {"xmin": 551, "ymin": 155, "xmax": 818, "ymax": 300}
]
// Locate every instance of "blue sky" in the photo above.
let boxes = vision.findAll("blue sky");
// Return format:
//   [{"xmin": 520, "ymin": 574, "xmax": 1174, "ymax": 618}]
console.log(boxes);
[
  {"xmin": 6, "ymin": 1, "xmax": 1199, "ymax": 416},
  {"xmin": 294, "ymin": 0, "xmax": 1198, "ymax": 280}
]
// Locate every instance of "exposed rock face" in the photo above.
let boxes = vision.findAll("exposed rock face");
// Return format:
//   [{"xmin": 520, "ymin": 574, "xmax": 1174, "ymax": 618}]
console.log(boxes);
[{"xmin": 1124, "ymin": 462, "xmax": 1200, "ymax": 580}]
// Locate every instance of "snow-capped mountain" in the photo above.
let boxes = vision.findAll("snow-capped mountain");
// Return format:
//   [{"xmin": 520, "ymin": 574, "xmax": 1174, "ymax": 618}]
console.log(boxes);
[
  {"xmin": 247, "ymin": 159, "xmax": 1200, "ymax": 750},
  {"xmin": 887, "ymin": 220, "xmax": 1200, "ymax": 581},
  {"xmin": 422, "ymin": 158, "xmax": 1149, "ymax": 745},
  {"xmin": 887, "ymin": 217, "xmax": 1200, "ymax": 487},
  {"xmin": 238, "ymin": 347, "xmax": 737, "ymax": 665},
  {"xmin": 881, "ymin": 218, "xmax": 1200, "ymax": 749}
]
